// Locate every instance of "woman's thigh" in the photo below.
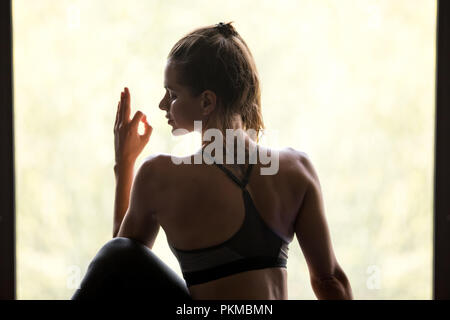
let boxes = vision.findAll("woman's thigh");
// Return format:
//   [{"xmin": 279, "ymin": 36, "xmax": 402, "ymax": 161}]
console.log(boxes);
[{"xmin": 71, "ymin": 237, "xmax": 191, "ymax": 300}]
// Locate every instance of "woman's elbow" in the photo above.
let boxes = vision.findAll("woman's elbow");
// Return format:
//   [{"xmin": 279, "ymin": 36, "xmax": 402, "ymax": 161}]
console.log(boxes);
[{"xmin": 311, "ymin": 267, "xmax": 353, "ymax": 300}]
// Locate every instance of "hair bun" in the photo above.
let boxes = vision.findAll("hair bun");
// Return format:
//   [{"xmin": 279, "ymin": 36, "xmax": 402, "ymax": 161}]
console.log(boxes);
[{"xmin": 215, "ymin": 22, "xmax": 237, "ymax": 37}]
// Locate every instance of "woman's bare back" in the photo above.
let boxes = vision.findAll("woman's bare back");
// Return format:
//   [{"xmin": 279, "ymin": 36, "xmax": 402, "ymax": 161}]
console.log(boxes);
[{"xmin": 153, "ymin": 145, "xmax": 308, "ymax": 299}]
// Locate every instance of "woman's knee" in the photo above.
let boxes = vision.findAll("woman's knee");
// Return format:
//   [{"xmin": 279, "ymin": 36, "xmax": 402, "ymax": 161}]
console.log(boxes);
[
  {"xmin": 100, "ymin": 237, "xmax": 139, "ymax": 256},
  {"xmin": 88, "ymin": 237, "xmax": 142, "ymax": 267},
  {"xmin": 74, "ymin": 237, "xmax": 191, "ymax": 300},
  {"xmin": 87, "ymin": 237, "xmax": 182, "ymax": 286}
]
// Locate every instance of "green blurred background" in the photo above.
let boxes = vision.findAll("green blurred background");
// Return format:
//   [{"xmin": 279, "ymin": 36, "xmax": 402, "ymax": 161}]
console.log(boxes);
[{"xmin": 13, "ymin": 0, "xmax": 436, "ymax": 299}]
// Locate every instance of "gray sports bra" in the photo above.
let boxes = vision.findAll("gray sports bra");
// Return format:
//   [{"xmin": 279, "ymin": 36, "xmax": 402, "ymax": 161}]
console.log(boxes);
[{"xmin": 168, "ymin": 148, "xmax": 290, "ymax": 287}]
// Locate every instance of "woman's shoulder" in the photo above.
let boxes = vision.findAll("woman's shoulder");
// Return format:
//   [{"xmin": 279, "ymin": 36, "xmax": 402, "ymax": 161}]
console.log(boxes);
[
  {"xmin": 274, "ymin": 146, "xmax": 311, "ymax": 171},
  {"xmin": 142, "ymin": 152, "xmax": 204, "ymax": 166},
  {"xmin": 139, "ymin": 152, "xmax": 202, "ymax": 180},
  {"xmin": 272, "ymin": 147, "xmax": 318, "ymax": 191},
  {"xmin": 283, "ymin": 147, "xmax": 321, "ymax": 187},
  {"xmin": 143, "ymin": 147, "xmax": 311, "ymax": 167},
  {"xmin": 141, "ymin": 152, "xmax": 184, "ymax": 168},
  {"xmin": 140, "ymin": 147, "xmax": 314, "ymax": 182},
  {"xmin": 283, "ymin": 146, "xmax": 309, "ymax": 161}
]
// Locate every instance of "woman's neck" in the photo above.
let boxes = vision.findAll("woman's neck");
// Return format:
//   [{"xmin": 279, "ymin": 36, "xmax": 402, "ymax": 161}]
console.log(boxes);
[
  {"xmin": 200, "ymin": 112, "xmax": 246, "ymax": 144},
  {"xmin": 197, "ymin": 113, "xmax": 260, "ymax": 164},
  {"xmin": 199, "ymin": 134, "xmax": 257, "ymax": 165}
]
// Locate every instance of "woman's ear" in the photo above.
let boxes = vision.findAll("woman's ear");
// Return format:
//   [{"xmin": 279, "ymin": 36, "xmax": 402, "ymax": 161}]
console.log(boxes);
[{"xmin": 201, "ymin": 90, "xmax": 217, "ymax": 116}]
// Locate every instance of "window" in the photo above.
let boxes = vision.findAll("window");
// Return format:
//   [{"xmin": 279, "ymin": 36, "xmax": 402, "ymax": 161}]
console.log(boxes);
[{"xmin": 10, "ymin": 0, "xmax": 437, "ymax": 299}]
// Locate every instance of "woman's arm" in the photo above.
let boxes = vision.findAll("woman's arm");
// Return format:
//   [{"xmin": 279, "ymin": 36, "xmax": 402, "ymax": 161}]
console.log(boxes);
[
  {"xmin": 113, "ymin": 162, "xmax": 134, "ymax": 237},
  {"xmin": 116, "ymin": 156, "xmax": 161, "ymax": 249},
  {"xmin": 112, "ymin": 87, "xmax": 153, "ymax": 236},
  {"xmin": 293, "ymin": 151, "xmax": 353, "ymax": 300}
]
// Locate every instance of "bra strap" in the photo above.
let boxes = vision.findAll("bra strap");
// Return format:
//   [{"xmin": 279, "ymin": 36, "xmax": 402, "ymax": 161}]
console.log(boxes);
[
  {"xmin": 241, "ymin": 163, "xmax": 254, "ymax": 188},
  {"xmin": 213, "ymin": 163, "xmax": 245, "ymax": 189},
  {"xmin": 204, "ymin": 144, "xmax": 259, "ymax": 189}
]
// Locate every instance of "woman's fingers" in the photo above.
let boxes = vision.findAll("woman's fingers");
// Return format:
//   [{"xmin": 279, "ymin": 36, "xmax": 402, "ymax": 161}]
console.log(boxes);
[
  {"xmin": 117, "ymin": 87, "xmax": 140, "ymax": 130},
  {"xmin": 141, "ymin": 115, "xmax": 153, "ymax": 142},
  {"xmin": 130, "ymin": 110, "xmax": 144, "ymax": 128},
  {"xmin": 122, "ymin": 87, "xmax": 131, "ymax": 123},
  {"xmin": 130, "ymin": 111, "xmax": 153, "ymax": 140},
  {"xmin": 119, "ymin": 91, "xmax": 125, "ymax": 124},
  {"xmin": 114, "ymin": 101, "xmax": 120, "ymax": 131}
]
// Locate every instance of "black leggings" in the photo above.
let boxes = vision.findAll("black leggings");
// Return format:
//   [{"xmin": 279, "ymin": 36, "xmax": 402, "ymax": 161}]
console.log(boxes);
[{"xmin": 71, "ymin": 237, "xmax": 192, "ymax": 300}]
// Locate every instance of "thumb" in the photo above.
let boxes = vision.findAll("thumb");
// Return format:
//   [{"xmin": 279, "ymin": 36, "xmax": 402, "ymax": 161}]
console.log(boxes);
[
  {"xmin": 130, "ymin": 110, "xmax": 145, "ymax": 128},
  {"xmin": 141, "ymin": 115, "xmax": 153, "ymax": 141}
]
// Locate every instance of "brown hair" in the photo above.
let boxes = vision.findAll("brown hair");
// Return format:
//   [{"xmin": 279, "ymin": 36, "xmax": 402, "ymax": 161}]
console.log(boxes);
[{"xmin": 167, "ymin": 21, "xmax": 265, "ymax": 143}]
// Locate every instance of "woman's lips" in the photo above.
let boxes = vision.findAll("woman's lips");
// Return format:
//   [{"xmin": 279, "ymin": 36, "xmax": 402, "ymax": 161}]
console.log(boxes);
[{"xmin": 168, "ymin": 119, "xmax": 174, "ymax": 124}]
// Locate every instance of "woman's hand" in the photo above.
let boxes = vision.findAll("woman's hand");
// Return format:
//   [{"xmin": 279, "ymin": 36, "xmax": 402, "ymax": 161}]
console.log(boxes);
[{"xmin": 114, "ymin": 87, "xmax": 153, "ymax": 167}]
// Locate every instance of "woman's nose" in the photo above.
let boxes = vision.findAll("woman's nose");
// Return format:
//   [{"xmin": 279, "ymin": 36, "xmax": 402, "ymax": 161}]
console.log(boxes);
[{"xmin": 158, "ymin": 98, "xmax": 167, "ymax": 110}]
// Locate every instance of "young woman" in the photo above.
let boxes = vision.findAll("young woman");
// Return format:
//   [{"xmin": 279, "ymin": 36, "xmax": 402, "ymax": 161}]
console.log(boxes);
[{"xmin": 72, "ymin": 22, "xmax": 353, "ymax": 300}]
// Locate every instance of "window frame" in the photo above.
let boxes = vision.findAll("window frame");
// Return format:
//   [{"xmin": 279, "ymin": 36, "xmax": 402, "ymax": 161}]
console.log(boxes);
[
  {"xmin": 0, "ymin": 0, "xmax": 15, "ymax": 300},
  {"xmin": 433, "ymin": 0, "xmax": 450, "ymax": 300},
  {"xmin": 0, "ymin": 0, "xmax": 448, "ymax": 300}
]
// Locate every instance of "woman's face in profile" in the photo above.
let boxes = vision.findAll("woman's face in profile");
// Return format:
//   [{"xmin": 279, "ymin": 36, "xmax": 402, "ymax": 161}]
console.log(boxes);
[{"xmin": 159, "ymin": 59, "xmax": 206, "ymax": 134}]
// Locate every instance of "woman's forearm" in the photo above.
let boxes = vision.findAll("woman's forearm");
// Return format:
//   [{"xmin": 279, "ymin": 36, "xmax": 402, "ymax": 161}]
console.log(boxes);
[{"xmin": 113, "ymin": 162, "xmax": 135, "ymax": 237}]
